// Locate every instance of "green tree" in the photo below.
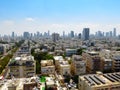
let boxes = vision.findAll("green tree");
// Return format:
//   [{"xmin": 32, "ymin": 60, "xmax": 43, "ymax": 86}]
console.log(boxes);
[
  {"xmin": 32, "ymin": 51, "xmax": 54, "ymax": 74},
  {"xmin": 77, "ymin": 48, "xmax": 85, "ymax": 55}
]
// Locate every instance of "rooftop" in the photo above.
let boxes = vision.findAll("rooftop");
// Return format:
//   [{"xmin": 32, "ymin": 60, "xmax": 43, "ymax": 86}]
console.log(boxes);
[
  {"xmin": 59, "ymin": 61, "xmax": 70, "ymax": 67},
  {"xmin": 46, "ymin": 77, "xmax": 55, "ymax": 86},
  {"xmin": 113, "ymin": 55, "xmax": 120, "ymax": 60},
  {"xmin": 79, "ymin": 72, "xmax": 120, "ymax": 87},
  {"xmin": 54, "ymin": 56, "xmax": 64, "ymax": 61},
  {"xmin": 9, "ymin": 55, "xmax": 34, "ymax": 66},
  {"xmin": 0, "ymin": 76, "xmax": 43, "ymax": 90},
  {"xmin": 41, "ymin": 60, "xmax": 54, "ymax": 67},
  {"xmin": 104, "ymin": 59, "xmax": 112, "ymax": 62},
  {"xmin": 72, "ymin": 55, "xmax": 83, "ymax": 61},
  {"xmin": 88, "ymin": 51, "xmax": 99, "ymax": 55}
]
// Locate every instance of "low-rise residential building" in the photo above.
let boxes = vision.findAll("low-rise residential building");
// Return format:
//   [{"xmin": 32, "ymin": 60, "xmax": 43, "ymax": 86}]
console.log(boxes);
[
  {"xmin": 101, "ymin": 58, "xmax": 113, "ymax": 73},
  {"xmin": 79, "ymin": 72, "xmax": 120, "ymax": 90},
  {"xmin": 45, "ymin": 76, "xmax": 56, "ymax": 89},
  {"xmin": 99, "ymin": 49, "xmax": 113, "ymax": 72},
  {"xmin": 72, "ymin": 55, "xmax": 86, "ymax": 75},
  {"xmin": 66, "ymin": 79, "xmax": 77, "ymax": 90},
  {"xmin": 82, "ymin": 51, "xmax": 101, "ymax": 73},
  {"xmin": 0, "ymin": 76, "xmax": 45, "ymax": 90},
  {"xmin": 66, "ymin": 49, "xmax": 77, "ymax": 57},
  {"xmin": 8, "ymin": 55, "xmax": 36, "ymax": 78},
  {"xmin": 17, "ymin": 45, "xmax": 30, "ymax": 55},
  {"xmin": 59, "ymin": 61, "xmax": 70, "ymax": 75},
  {"xmin": 41, "ymin": 60, "xmax": 55, "ymax": 75},
  {"xmin": 54, "ymin": 56, "xmax": 64, "ymax": 72},
  {"xmin": 112, "ymin": 55, "xmax": 120, "ymax": 72}
]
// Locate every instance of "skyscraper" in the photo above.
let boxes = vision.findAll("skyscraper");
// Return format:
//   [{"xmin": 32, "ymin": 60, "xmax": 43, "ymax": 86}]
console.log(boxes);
[
  {"xmin": 63, "ymin": 31, "xmax": 65, "ymax": 38},
  {"xmin": 70, "ymin": 31, "xmax": 74, "ymax": 38},
  {"xmin": 82, "ymin": 28, "xmax": 90, "ymax": 40},
  {"xmin": 48, "ymin": 30, "xmax": 50, "ymax": 37},
  {"xmin": 113, "ymin": 28, "xmax": 116, "ymax": 37},
  {"xmin": 52, "ymin": 33, "xmax": 59, "ymax": 42},
  {"xmin": 37, "ymin": 31, "xmax": 40, "ymax": 38},
  {"xmin": 109, "ymin": 31, "xmax": 112, "ymax": 37},
  {"xmin": 23, "ymin": 32, "xmax": 30, "ymax": 39},
  {"xmin": 78, "ymin": 33, "xmax": 81, "ymax": 39},
  {"xmin": 12, "ymin": 32, "xmax": 15, "ymax": 38}
]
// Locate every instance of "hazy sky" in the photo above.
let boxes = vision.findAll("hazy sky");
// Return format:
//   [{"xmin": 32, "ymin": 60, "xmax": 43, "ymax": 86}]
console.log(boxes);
[{"xmin": 0, "ymin": 0, "xmax": 120, "ymax": 35}]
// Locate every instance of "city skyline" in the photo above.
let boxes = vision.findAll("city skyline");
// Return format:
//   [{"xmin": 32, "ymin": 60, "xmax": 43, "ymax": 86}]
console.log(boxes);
[{"xmin": 0, "ymin": 0, "xmax": 120, "ymax": 35}]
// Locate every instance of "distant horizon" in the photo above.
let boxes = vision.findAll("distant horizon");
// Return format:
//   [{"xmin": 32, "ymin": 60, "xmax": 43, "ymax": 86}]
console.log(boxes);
[
  {"xmin": 0, "ymin": 27, "xmax": 118, "ymax": 37},
  {"xmin": 0, "ymin": 0, "xmax": 120, "ymax": 35}
]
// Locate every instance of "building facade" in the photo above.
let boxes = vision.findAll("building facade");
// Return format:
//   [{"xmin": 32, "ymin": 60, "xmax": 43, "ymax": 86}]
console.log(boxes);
[
  {"xmin": 41, "ymin": 60, "xmax": 55, "ymax": 75},
  {"xmin": 72, "ymin": 55, "xmax": 86, "ymax": 75},
  {"xmin": 82, "ymin": 28, "xmax": 90, "ymax": 40},
  {"xmin": 82, "ymin": 51, "xmax": 101, "ymax": 73},
  {"xmin": 8, "ymin": 55, "xmax": 36, "ymax": 78}
]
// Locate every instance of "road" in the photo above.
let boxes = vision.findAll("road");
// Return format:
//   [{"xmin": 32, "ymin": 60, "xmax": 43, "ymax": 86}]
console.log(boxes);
[
  {"xmin": 0, "ymin": 48, "xmax": 17, "ymax": 78},
  {"xmin": 0, "ymin": 50, "xmax": 12, "ymax": 60}
]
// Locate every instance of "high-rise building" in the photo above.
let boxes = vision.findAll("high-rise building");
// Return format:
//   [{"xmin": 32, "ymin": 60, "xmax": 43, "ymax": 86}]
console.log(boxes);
[
  {"xmin": 52, "ymin": 33, "xmax": 59, "ymax": 42},
  {"xmin": 97, "ymin": 31, "xmax": 103, "ymax": 38},
  {"xmin": 70, "ymin": 31, "xmax": 74, "ymax": 38},
  {"xmin": 48, "ymin": 30, "xmax": 50, "ymax": 37},
  {"xmin": 106, "ymin": 32, "xmax": 109, "ymax": 37},
  {"xmin": 82, "ymin": 28, "xmax": 90, "ymax": 40},
  {"xmin": 102, "ymin": 32, "xmax": 105, "ymax": 37},
  {"xmin": 113, "ymin": 28, "xmax": 116, "ymax": 37},
  {"xmin": 23, "ymin": 32, "xmax": 30, "ymax": 39},
  {"xmin": 37, "ymin": 31, "xmax": 40, "ymax": 38},
  {"xmin": 12, "ymin": 32, "xmax": 14, "ymax": 38},
  {"xmin": 109, "ymin": 31, "xmax": 112, "ymax": 37},
  {"xmin": 63, "ymin": 31, "xmax": 65, "ymax": 38},
  {"xmin": 78, "ymin": 33, "xmax": 81, "ymax": 39},
  {"xmin": 118, "ymin": 35, "xmax": 120, "ymax": 39}
]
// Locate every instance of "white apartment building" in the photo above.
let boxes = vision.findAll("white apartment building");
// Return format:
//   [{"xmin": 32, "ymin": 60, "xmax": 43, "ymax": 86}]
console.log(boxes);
[
  {"xmin": 8, "ymin": 54, "xmax": 36, "ymax": 78},
  {"xmin": 59, "ymin": 61, "xmax": 70, "ymax": 75},
  {"xmin": 41, "ymin": 60, "xmax": 55, "ymax": 75}
]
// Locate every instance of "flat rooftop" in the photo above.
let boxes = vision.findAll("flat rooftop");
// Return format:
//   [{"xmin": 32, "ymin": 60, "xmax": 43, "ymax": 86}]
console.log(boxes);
[
  {"xmin": 12, "ymin": 55, "xmax": 34, "ymax": 61},
  {"xmin": 113, "ymin": 55, "xmax": 120, "ymax": 60},
  {"xmin": 0, "ymin": 76, "xmax": 44, "ymax": 90},
  {"xmin": 41, "ymin": 60, "xmax": 54, "ymax": 67},
  {"xmin": 80, "ymin": 72, "xmax": 120, "ymax": 87},
  {"xmin": 54, "ymin": 56, "xmax": 64, "ymax": 61}
]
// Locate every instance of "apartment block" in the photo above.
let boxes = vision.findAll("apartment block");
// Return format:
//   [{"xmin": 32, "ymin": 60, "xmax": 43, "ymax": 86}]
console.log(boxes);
[
  {"xmin": 72, "ymin": 55, "xmax": 86, "ymax": 75},
  {"xmin": 101, "ymin": 58, "xmax": 113, "ymax": 73},
  {"xmin": 54, "ymin": 56, "xmax": 64, "ymax": 72},
  {"xmin": 17, "ymin": 45, "xmax": 31, "ymax": 55},
  {"xmin": 79, "ymin": 72, "xmax": 120, "ymax": 90},
  {"xmin": 112, "ymin": 55, "xmax": 120, "ymax": 72},
  {"xmin": 41, "ymin": 60, "xmax": 55, "ymax": 75},
  {"xmin": 59, "ymin": 61, "xmax": 70, "ymax": 75},
  {"xmin": 82, "ymin": 51, "xmax": 101, "ymax": 73},
  {"xmin": 8, "ymin": 55, "xmax": 36, "ymax": 78},
  {"xmin": 99, "ymin": 49, "xmax": 113, "ymax": 72}
]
